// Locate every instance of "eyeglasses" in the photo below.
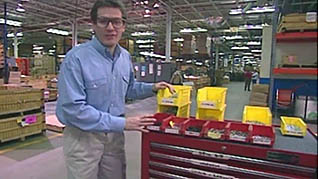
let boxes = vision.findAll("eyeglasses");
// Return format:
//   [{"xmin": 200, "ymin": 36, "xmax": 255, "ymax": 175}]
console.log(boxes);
[{"xmin": 96, "ymin": 17, "xmax": 125, "ymax": 28}]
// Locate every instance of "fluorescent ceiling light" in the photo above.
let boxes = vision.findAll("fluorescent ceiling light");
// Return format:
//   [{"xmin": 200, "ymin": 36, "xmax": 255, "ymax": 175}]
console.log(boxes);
[
  {"xmin": 136, "ymin": 39, "xmax": 155, "ymax": 44},
  {"xmin": 58, "ymin": 55, "xmax": 66, "ymax": 58},
  {"xmin": 0, "ymin": 18, "xmax": 22, "ymax": 27},
  {"xmin": 140, "ymin": 51, "xmax": 167, "ymax": 59},
  {"xmin": 219, "ymin": 53, "xmax": 225, "ymax": 55},
  {"xmin": 180, "ymin": 27, "xmax": 207, "ymax": 33},
  {"xmin": 33, "ymin": 46, "xmax": 44, "ymax": 50},
  {"xmin": 16, "ymin": 7, "xmax": 25, "ymax": 13},
  {"xmin": 131, "ymin": 31, "xmax": 155, "ymax": 36},
  {"xmin": 33, "ymin": 50, "xmax": 42, "ymax": 54},
  {"xmin": 243, "ymin": 52, "xmax": 253, "ymax": 55},
  {"xmin": 229, "ymin": 9, "xmax": 242, "ymax": 15},
  {"xmin": 230, "ymin": 6, "xmax": 275, "ymax": 15},
  {"xmin": 49, "ymin": 49, "xmax": 56, "ymax": 53},
  {"xmin": 143, "ymin": 14, "xmax": 151, "ymax": 18},
  {"xmin": 247, "ymin": 41, "xmax": 261, "ymax": 45},
  {"xmin": 246, "ymin": 6, "xmax": 275, "ymax": 14},
  {"xmin": 239, "ymin": 25, "xmax": 263, "ymax": 30},
  {"xmin": 224, "ymin": 35, "xmax": 244, "ymax": 40},
  {"xmin": 7, "ymin": 32, "xmax": 23, "ymax": 37},
  {"xmin": 231, "ymin": 46, "xmax": 249, "ymax": 50},
  {"xmin": 46, "ymin": 28, "xmax": 69, "ymax": 36},
  {"xmin": 173, "ymin": 38, "xmax": 184, "ymax": 42},
  {"xmin": 251, "ymin": 50, "xmax": 262, "ymax": 53},
  {"xmin": 138, "ymin": 45, "xmax": 154, "ymax": 48},
  {"xmin": 153, "ymin": 3, "xmax": 160, "ymax": 8}
]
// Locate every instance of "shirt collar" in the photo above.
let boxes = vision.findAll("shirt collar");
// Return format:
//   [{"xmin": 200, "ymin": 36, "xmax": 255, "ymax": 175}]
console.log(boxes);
[{"xmin": 92, "ymin": 37, "xmax": 122, "ymax": 60}]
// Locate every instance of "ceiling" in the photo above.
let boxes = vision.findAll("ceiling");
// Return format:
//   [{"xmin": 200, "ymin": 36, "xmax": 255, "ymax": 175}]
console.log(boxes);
[{"xmin": 0, "ymin": 0, "xmax": 317, "ymax": 56}]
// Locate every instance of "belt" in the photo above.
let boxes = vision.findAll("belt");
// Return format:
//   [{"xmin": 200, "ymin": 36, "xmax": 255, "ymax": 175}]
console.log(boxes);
[{"xmin": 119, "ymin": 114, "xmax": 125, "ymax": 117}]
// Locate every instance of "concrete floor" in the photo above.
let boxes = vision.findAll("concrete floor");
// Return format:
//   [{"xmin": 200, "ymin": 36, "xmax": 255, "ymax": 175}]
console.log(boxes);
[{"xmin": 0, "ymin": 81, "xmax": 316, "ymax": 179}]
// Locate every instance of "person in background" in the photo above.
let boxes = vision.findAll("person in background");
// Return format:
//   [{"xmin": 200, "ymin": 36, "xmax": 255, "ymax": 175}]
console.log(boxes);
[
  {"xmin": 244, "ymin": 65, "xmax": 252, "ymax": 91},
  {"xmin": 252, "ymin": 70, "xmax": 259, "ymax": 85},
  {"xmin": 56, "ymin": 1, "xmax": 174, "ymax": 179},
  {"xmin": 170, "ymin": 62, "xmax": 184, "ymax": 85}
]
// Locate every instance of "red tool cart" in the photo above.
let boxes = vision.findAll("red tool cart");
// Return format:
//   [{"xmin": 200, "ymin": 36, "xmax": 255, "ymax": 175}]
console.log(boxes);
[{"xmin": 141, "ymin": 120, "xmax": 317, "ymax": 178}]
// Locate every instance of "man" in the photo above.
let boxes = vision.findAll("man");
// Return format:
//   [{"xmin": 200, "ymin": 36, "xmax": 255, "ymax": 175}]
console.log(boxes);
[
  {"xmin": 244, "ymin": 66, "xmax": 252, "ymax": 91},
  {"xmin": 56, "ymin": 1, "xmax": 174, "ymax": 179},
  {"xmin": 170, "ymin": 62, "xmax": 183, "ymax": 85}
]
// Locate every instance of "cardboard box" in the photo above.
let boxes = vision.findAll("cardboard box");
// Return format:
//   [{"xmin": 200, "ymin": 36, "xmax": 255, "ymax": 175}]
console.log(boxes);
[
  {"xmin": 249, "ymin": 101, "xmax": 268, "ymax": 107},
  {"xmin": 282, "ymin": 55, "xmax": 297, "ymax": 65},
  {"xmin": 9, "ymin": 71, "xmax": 21, "ymax": 84},
  {"xmin": 250, "ymin": 92, "xmax": 268, "ymax": 103},
  {"xmin": 252, "ymin": 84, "xmax": 269, "ymax": 94}
]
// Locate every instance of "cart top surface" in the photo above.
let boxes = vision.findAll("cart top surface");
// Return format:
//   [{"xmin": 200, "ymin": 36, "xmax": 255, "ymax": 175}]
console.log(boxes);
[{"xmin": 273, "ymin": 128, "xmax": 317, "ymax": 154}]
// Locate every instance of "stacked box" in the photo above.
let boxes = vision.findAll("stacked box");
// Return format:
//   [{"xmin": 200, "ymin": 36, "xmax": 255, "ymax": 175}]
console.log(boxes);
[
  {"xmin": 0, "ymin": 44, "xmax": 4, "ymax": 69},
  {"xmin": 0, "ymin": 86, "xmax": 43, "ymax": 115},
  {"xmin": 278, "ymin": 13, "xmax": 318, "ymax": 32},
  {"xmin": 181, "ymin": 34, "xmax": 195, "ymax": 55},
  {"xmin": 249, "ymin": 84, "xmax": 269, "ymax": 107},
  {"xmin": 9, "ymin": 71, "xmax": 21, "ymax": 84}
]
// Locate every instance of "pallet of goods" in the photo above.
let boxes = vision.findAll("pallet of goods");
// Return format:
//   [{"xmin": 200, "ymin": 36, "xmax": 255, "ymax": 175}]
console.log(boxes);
[
  {"xmin": 278, "ymin": 13, "xmax": 318, "ymax": 32},
  {"xmin": 0, "ymin": 85, "xmax": 45, "ymax": 143}
]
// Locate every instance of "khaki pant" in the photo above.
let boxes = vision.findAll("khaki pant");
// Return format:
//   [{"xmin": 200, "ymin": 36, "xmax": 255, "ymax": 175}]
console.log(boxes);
[{"xmin": 63, "ymin": 127, "xmax": 126, "ymax": 179}]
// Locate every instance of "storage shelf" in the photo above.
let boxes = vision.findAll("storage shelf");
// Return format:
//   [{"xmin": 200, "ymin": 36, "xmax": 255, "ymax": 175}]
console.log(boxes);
[
  {"xmin": 273, "ymin": 67, "xmax": 318, "ymax": 75},
  {"xmin": 276, "ymin": 32, "xmax": 318, "ymax": 43}
]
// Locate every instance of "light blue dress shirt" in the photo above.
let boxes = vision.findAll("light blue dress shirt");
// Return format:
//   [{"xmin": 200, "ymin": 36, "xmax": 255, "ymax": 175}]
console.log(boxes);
[{"xmin": 56, "ymin": 37, "xmax": 154, "ymax": 132}]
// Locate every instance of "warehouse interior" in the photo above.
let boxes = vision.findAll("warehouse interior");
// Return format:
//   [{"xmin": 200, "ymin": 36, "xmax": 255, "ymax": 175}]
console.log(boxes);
[{"xmin": 0, "ymin": 0, "xmax": 317, "ymax": 178}]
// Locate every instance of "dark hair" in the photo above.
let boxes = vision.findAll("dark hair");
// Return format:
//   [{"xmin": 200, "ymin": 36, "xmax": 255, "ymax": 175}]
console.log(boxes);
[{"xmin": 90, "ymin": 0, "xmax": 126, "ymax": 24}]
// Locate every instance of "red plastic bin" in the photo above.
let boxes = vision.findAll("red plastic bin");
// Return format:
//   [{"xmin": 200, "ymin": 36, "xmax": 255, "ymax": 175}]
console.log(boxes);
[
  {"xmin": 250, "ymin": 125, "xmax": 275, "ymax": 147},
  {"xmin": 226, "ymin": 122, "xmax": 251, "ymax": 143},
  {"xmin": 146, "ymin": 113, "xmax": 173, "ymax": 132},
  {"xmin": 161, "ymin": 116, "xmax": 190, "ymax": 135},
  {"xmin": 202, "ymin": 120, "xmax": 228, "ymax": 140},
  {"xmin": 181, "ymin": 119, "xmax": 208, "ymax": 137}
]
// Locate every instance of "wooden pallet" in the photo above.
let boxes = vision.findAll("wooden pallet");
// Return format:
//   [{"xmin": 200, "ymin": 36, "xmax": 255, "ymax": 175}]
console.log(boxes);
[
  {"xmin": 278, "ymin": 22, "xmax": 318, "ymax": 32},
  {"xmin": 46, "ymin": 115, "xmax": 64, "ymax": 133},
  {"xmin": 0, "ymin": 107, "xmax": 43, "ymax": 120},
  {"xmin": 46, "ymin": 124, "xmax": 64, "ymax": 133},
  {"xmin": 0, "ymin": 130, "xmax": 46, "ymax": 143},
  {"xmin": 278, "ymin": 64, "xmax": 318, "ymax": 68}
]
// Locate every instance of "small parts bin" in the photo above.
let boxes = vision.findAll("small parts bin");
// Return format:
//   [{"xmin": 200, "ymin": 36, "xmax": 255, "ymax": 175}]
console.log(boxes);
[
  {"xmin": 280, "ymin": 116, "xmax": 307, "ymax": 137},
  {"xmin": 243, "ymin": 105, "xmax": 272, "ymax": 126}
]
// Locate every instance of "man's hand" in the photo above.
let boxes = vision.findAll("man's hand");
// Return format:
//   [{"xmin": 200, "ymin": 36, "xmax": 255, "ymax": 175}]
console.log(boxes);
[
  {"xmin": 124, "ymin": 115, "xmax": 156, "ymax": 133},
  {"xmin": 152, "ymin": 81, "xmax": 176, "ymax": 94}
]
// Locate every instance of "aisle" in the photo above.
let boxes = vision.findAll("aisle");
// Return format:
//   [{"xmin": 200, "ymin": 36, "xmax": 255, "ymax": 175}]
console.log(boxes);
[{"xmin": 223, "ymin": 81, "xmax": 251, "ymax": 121}]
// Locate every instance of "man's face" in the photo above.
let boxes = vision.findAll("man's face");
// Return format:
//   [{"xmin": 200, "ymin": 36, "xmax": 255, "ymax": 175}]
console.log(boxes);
[{"xmin": 92, "ymin": 7, "xmax": 125, "ymax": 48}]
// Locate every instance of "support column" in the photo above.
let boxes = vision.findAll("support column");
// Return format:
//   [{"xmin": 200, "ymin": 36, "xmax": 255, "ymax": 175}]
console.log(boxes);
[
  {"xmin": 72, "ymin": 18, "xmax": 78, "ymax": 47},
  {"xmin": 2, "ymin": 2, "xmax": 9, "ymax": 84},
  {"xmin": 268, "ymin": 0, "xmax": 279, "ymax": 109},
  {"xmin": 13, "ymin": 29, "xmax": 18, "ymax": 58},
  {"xmin": 215, "ymin": 44, "xmax": 219, "ymax": 69},
  {"xmin": 165, "ymin": 6, "xmax": 172, "ymax": 62}
]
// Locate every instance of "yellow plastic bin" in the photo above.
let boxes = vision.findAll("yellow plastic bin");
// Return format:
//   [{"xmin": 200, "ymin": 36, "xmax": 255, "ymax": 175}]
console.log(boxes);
[
  {"xmin": 242, "ymin": 106, "xmax": 272, "ymax": 126},
  {"xmin": 280, "ymin": 116, "xmax": 307, "ymax": 137},
  {"xmin": 157, "ymin": 103, "xmax": 191, "ymax": 118},
  {"xmin": 196, "ymin": 104, "xmax": 226, "ymax": 121},
  {"xmin": 157, "ymin": 85, "xmax": 192, "ymax": 107},
  {"xmin": 197, "ymin": 87, "xmax": 227, "ymax": 110}
]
